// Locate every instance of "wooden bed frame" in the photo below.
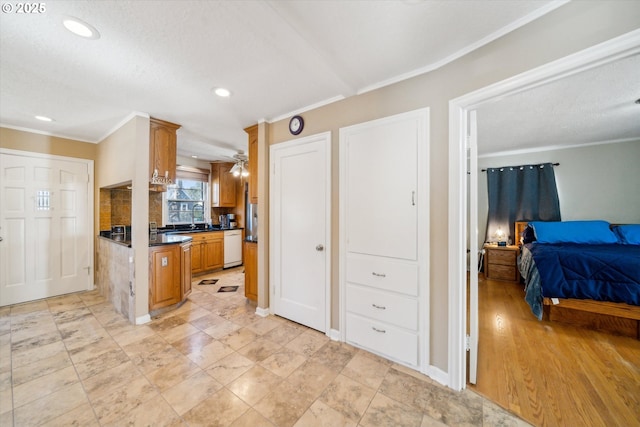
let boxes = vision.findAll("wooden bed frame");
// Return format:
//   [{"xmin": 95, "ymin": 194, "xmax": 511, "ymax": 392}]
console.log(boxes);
[{"xmin": 515, "ymin": 221, "xmax": 640, "ymax": 339}]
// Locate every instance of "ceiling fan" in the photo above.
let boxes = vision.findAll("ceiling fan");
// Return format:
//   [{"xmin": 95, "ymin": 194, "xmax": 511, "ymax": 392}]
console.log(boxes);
[{"xmin": 228, "ymin": 151, "xmax": 249, "ymax": 177}]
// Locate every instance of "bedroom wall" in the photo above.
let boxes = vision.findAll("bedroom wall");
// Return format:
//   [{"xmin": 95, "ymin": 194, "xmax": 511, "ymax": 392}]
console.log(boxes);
[{"xmin": 477, "ymin": 139, "xmax": 640, "ymax": 247}]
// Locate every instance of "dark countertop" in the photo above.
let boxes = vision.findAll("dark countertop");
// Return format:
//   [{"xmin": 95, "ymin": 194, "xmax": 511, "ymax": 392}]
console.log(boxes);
[
  {"xmin": 99, "ymin": 231, "xmax": 192, "ymax": 247},
  {"xmin": 149, "ymin": 233, "xmax": 192, "ymax": 246},
  {"xmin": 158, "ymin": 225, "xmax": 243, "ymax": 234}
]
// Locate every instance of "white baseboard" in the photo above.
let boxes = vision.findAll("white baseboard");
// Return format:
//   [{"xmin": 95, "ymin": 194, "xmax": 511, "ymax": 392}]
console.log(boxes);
[
  {"xmin": 425, "ymin": 364, "xmax": 450, "ymax": 388},
  {"xmin": 327, "ymin": 328, "xmax": 341, "ymax": 341},
  {"xmin": 255, "ymin": 306, "xmax": 270, "ymax": 317},
  {"xmin": 135, "ymin": 314, "xmax": 151, "ymax": 325}
]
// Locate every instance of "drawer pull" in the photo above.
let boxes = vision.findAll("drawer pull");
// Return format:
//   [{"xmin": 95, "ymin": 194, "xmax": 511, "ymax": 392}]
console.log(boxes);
[
  {"xmin": 372, "ymin": 326, "xmax": 386, "ymax": 333},
  {"xmin": 372, "ymin": 303, "xmax": 386, "ymax": 310},
  {"xmin": 371, "ymin": 272, "xmax": 386, "ymax": 278}
]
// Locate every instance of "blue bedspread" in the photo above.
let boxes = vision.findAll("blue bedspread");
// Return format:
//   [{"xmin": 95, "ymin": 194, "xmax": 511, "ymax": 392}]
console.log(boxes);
[{"xmin": 520, "ymin": 243, "xmax": 640, "ymax": 319}]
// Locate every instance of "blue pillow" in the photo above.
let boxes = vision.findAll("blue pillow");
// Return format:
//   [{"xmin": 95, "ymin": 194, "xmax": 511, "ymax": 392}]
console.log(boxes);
[
  {"xmin": 613, "ymin": 225, "xmax": 640, "ymax": 245},
  {"xmin": 529, "ymin": 220, "xmax": 618, "ymax": 244}
]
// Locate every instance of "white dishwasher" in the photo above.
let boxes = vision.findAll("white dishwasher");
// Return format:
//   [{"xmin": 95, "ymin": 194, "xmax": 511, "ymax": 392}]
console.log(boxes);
[{"xmin": 223, "ymin": 230, "xmax": 243, "ymax": 268}]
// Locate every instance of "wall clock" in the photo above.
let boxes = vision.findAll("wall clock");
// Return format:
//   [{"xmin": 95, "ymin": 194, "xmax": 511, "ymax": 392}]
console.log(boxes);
[{"xmin": 289, "ymin": 115, "xmax": 304, "ymax": 135}]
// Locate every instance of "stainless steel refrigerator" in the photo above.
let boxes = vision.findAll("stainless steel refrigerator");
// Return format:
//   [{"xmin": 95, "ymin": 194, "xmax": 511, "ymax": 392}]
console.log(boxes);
[{"xmin": 245, "ymin": 184, "xmax": 257, "ymax": 242}]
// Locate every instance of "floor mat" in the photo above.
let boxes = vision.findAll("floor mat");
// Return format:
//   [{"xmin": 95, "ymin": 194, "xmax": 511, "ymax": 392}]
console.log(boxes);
[
  {"xmin": 198, "ymin": 279, "xmax": 218, "ymax": 286},
  {"xmin": 217, "ymin": 286, "xmax": 239, "ymax": 293}
]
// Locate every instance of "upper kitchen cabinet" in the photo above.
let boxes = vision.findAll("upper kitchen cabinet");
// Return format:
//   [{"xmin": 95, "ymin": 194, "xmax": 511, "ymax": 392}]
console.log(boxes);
[
  {"xmin": 245, "ymin": 124, "xmax": 258, "ymax": 204},
  {"xmin": 149, "ymin": 117, "xmax": 181, "ymax": 190},
  {"xmin": 211, "ymin": 162, "xmax": 237, "ymax": 207}
]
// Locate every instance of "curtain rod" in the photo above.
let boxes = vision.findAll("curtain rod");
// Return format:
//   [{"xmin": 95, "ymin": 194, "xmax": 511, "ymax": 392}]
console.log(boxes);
[{"xmin": 481, "ymin": 162, "xmax": 559, "ymax": 172}]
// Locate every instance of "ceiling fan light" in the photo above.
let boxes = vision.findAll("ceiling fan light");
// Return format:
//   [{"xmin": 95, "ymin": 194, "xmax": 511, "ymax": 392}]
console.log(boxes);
[{"xmin": 229, "ymin": 163, "xmax": 241, "ymax": 175}]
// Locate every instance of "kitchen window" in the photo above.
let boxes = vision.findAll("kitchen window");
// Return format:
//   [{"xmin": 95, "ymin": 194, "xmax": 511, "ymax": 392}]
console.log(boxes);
[{"xmin": 164, "ymin": 166, "xmax": 209, "ymax": 225}]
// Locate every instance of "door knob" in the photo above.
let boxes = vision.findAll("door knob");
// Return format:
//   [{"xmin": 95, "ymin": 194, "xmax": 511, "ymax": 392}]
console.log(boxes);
[{"xmin": 316, "ymin": 244, "xmax": 324, "ymax": 251}]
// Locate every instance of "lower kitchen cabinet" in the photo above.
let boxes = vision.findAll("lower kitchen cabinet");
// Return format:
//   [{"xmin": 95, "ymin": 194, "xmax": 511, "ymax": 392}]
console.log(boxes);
[
  {"xmin": 244, "ymin": 241, "xmax": 257, "ymax": 301},
  {"xmin": 203, "ymin": 235, "xmax": 224, "ymax": 271},
  {"xmin": 180, "ymin": 231, "xmax": 224, "ymax": 275},
  {"xmin": 149, "ymin": 242, "xmax": 192, "ymax": 312},
  {"xmin": 181, "ymin": 242, "xmax": 192, "ymax": 298}
]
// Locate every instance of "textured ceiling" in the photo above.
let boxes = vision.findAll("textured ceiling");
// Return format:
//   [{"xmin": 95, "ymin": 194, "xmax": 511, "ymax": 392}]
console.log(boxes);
[
  {"xmin": 477, "ymin": 53, "xmax": 640, "ymax": 156},
  {"xmin": 3, "ymin": 0, "xmax": 628, "ymax": 162}
]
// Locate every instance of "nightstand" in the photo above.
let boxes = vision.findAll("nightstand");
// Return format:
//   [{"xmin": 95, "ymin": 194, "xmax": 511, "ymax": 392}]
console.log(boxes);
[{"xmin": 483, "ymin": 244, "xmax": 520, "ymax": 283}]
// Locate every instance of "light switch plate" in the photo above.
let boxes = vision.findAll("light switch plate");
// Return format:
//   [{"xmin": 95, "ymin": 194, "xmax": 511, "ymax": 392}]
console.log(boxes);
[{"xmin": 161, "ymin": 256, "xmax": 168, "ymax": 267}]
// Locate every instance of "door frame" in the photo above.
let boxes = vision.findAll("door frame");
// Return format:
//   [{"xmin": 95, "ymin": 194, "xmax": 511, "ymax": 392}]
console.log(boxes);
[
  {"xmin": 269, "ymin": 131, "xmax": 332, "ymax": 335},
  {"xmin": 0, "ymin": 147, "xmax": 95, "ymax": 301},
  {"xmin": 447, "ymin": 30, "xmax": 640, "ymax": 391}
]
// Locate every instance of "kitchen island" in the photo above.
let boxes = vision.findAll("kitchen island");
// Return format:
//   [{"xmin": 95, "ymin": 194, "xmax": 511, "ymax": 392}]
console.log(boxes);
[{"xmin": 97, "ymin": 231, "xmax": 193, "ymax": 321}]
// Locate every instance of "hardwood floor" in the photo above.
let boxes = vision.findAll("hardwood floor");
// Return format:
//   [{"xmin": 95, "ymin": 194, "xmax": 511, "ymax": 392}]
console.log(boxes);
[{"xmin": 470, "ymin": 274, "xmax": 640, "ymax": 427}]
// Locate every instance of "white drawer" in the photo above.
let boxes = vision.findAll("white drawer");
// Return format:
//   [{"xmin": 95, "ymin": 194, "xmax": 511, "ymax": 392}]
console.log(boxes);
[
  {"xmin": 346, "ymin": 313, "xmax": 418, "ymax": 367},
  {"xmin": 346, "ymin": 253, "xmax": 418, "ymax": 296},
  {"xmin": 346, "ymin": 285, "xmax": 418, "ymax": 330}
]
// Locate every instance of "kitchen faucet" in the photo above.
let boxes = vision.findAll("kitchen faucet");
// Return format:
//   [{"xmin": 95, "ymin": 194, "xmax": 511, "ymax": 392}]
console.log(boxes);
[{"xmin": 191, "ymin": 203, "xmax": 204, "ymax": 229}]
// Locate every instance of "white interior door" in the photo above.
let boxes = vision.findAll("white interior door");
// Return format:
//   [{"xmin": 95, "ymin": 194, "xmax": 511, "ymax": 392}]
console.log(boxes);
[
  {"xmin": 0, "ymin": 150, "xmax": 92, "ymax": 306},
  {"xmin": 270, "ymin": 133, "xmax": 331, "ymax": 332},
  {"xmin": 468, "ymin": 111, "xmax": 479, "ymax": 384}
]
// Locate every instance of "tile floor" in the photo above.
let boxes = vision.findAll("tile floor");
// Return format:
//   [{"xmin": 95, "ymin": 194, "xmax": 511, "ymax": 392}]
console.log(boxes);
[{"xmin": 0, "ymin": 267, "xmax": 530, "ymax": 426}]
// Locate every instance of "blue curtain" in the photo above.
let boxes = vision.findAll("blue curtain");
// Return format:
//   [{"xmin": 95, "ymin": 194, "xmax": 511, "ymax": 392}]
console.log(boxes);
[{"xmin": 485, "ymin": 163, "xmax": 561, "ymax": 243}]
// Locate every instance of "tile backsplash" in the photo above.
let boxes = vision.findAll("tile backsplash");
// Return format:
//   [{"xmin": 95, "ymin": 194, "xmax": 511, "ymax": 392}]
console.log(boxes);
[
  {"xmin": 149, "ymin": 192, "xmax": 163, "ymax": 225},
  {"xmin": 99, "ymin": 188, "xmax": 163, "ymax": 230},
  {"xmin": 110, "ymin": 189, "xmax": 131, "ymax": 226}
]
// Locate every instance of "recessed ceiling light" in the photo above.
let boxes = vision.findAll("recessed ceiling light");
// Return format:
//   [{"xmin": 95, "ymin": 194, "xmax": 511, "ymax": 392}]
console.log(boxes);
[
  {"xmin": 63, "ymin": 16, "xmax": 100, "ymax": 39},
  {"xmin": 191, "ymin": 155, "xmax": 198, "ymax": 159},
  {"xmin": 213, "ymin": 87, "xmax": 231, "ymax": 97},
  {"xmin": 35, "ymin": 115, "xmax": 54, "ymax": 122}
]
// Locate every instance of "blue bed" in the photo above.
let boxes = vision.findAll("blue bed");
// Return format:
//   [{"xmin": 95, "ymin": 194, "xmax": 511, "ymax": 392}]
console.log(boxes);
[{"xmin": 517, "ymin": 221, "xmax": 640, "ymax": 321}]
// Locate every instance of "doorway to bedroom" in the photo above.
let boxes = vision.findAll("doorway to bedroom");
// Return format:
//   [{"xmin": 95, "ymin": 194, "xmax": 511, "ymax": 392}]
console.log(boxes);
[{"xmin": 450, "ymin": 31, "xmax": 640, "ymax": 426}]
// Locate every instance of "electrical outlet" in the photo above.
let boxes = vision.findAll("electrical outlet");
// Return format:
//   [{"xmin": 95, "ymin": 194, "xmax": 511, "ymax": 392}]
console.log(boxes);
[{"xmin": 161, "ymin": 256, "xmax": 168, "ymax": 267}]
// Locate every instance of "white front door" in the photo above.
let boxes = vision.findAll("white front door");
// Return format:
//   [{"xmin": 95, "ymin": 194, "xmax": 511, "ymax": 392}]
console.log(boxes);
[
  {"xmin": 270, "ymin": 132, "xmax": 331, "ymax": 332},
  {"xmin": 0, "ymin": 150, "xmax": 93, "ymax": 306}
]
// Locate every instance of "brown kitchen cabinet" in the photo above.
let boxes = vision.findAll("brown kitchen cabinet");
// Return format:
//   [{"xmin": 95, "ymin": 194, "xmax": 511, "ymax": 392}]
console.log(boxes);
[
  {"xmin": 180, "ymin": 231, "xmax": 224, "ymax": 275},
  {"xmin": 211, "ymin": 162, "xmax": 237, "ymax": 207},
  {"xmin": 149, "ymin": 244, "xmax": 182, "ymax": 311},
  {"xmin": 244, "ymin": 241, "xmax": 257, "ymax": 301},
  {"xmin": 483, "ymin": 244, "xmax": 520, "ymax": 283},
  {"xmin": 149, "ymin": 241, "xmax": 192, "ymax": 312},
  {"xmin": 149, "ymin": 117, "xmax": 181, "ymax": 189},
  {"xmin": 181, "ymin": 242, "xmax": 192, "ymax": 299},
  {"xmin": 245, "ymin": 124, "xmax": 258, "ymax": 204}
]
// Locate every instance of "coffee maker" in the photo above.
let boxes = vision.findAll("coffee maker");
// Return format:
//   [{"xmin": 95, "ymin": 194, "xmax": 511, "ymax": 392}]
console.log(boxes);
[
  {"xmin": 219, "ymin": 214, "xmax": 236, "ymax": 229},
  {"xmin": 227, "ymin": 214, "xmax": 237, "ymax": 228}
]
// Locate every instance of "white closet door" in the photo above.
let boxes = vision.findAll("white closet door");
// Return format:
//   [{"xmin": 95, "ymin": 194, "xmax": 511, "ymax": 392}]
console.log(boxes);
[
  {"xmin": 344, "ymin": 115, "xmax": 418, "ymax": 260},
  {"xmin": 270, "ymin": 133, "xmax": 331, "ymax": 333},
  {"xmin": 340, "ymin": 108, "xmax": 430, "ymax": 372}
]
